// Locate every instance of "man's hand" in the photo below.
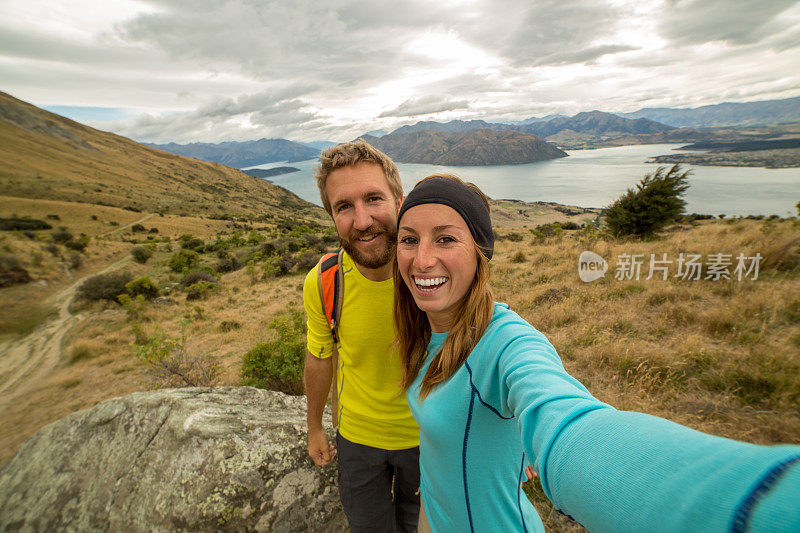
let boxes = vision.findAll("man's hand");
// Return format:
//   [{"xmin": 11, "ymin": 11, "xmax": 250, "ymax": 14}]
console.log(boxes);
[
  {"xmin": 305, "ymin": 352, "xmax": 335, "ymax": 466},
  {"xmin": 308, "ymin": 427, "xmax": 336, "ymax": 465}
]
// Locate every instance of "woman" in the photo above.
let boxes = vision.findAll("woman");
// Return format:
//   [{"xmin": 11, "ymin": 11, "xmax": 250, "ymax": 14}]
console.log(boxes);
[{"xmin": 393, "ymin": 174, "xmax": 799, "ymax": 533}]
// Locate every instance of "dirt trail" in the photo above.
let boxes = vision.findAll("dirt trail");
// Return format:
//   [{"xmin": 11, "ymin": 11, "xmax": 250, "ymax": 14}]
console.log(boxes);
[
  {"xmin": 98, "ymin": 213, "xmax": 155, "ymax": 238},
  {"xmin": 0, "ymin": 257, "xmax": 130, "ymax": 412}
]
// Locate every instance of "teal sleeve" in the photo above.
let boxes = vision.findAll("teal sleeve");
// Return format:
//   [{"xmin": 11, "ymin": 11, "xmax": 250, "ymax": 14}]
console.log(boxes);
[{"xmin": 485, "ymin": 320, "xmax": 800, "ymax": 532}]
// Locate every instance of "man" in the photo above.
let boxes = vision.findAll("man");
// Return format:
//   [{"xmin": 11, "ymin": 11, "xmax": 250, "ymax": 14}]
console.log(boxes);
[{"xmin": 303, "ymin": 140, "xmax": 420, "ymax": 532}]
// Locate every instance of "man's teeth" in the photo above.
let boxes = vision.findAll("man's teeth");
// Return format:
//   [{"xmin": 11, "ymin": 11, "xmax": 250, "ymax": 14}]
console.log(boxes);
[
  {"xmin": 358, "ymin": 234, "xmax": 378, "ymax": 241},
  {"xmin": 415, "ymin": 277, "xmax": 448, "ymax": 290}
]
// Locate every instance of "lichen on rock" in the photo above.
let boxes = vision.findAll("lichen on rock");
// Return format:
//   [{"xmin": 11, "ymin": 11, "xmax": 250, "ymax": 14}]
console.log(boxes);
[{"xmin": 0, "ymin": 387, "xmax": 345, "ymax": 532}]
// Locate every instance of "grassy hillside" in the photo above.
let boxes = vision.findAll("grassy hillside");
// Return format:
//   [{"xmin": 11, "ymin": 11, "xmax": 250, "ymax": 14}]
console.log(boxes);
[{"xmin": 0, "ymin": 91, "xmax": 326, "ymax": 223}]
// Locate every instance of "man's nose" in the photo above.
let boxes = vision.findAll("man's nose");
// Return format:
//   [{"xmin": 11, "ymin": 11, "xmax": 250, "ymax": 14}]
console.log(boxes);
[{"xmin": 352, "ymin": 203, "xmax": 373, "ymax": 230}]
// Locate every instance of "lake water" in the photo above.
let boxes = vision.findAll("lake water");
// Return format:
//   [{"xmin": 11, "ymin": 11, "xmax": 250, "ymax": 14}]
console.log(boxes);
[{"xmin": 244, "ymin": 144, "xmax": 800, "ymax": 217}]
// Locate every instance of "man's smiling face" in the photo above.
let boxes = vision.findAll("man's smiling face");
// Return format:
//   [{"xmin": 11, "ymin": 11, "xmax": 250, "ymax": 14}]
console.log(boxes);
[{"xmin": 325, "ymin": 162, "xmax": 402, "ymax": 274}]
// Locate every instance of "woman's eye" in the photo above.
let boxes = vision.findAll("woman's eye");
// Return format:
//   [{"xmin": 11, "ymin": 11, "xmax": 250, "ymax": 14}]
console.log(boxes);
[
  {"xmin": 399, "ymin": 236, "xmax": 417, "ymax": 245},
  {"xmin": 438, "ymin": 236, "xmax": 455, "ymax": 243}
]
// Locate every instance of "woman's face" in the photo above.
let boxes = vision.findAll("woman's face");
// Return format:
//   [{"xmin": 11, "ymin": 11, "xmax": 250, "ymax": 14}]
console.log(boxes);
[{"xmin": 397, "ymin": 203, "xmax": 478, "ymax": 333}]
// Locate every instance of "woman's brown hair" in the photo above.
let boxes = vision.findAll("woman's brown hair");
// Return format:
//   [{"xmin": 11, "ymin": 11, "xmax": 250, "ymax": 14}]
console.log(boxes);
[{"xmin": 393, "ymin": 174, "xmax": 494, "ymax": 399}]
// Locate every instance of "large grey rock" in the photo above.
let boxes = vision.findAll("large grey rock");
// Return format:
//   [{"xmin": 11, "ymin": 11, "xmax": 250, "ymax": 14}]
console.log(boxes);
[{"xmin": 0, "ymin": 387, "xmax": 346, "ymax": 532}]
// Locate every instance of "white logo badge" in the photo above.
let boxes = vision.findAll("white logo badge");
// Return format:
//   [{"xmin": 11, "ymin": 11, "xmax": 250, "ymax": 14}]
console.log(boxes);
[{"xmin": 578, "ymin": 251, "xmax": 607, "ymax": 282}]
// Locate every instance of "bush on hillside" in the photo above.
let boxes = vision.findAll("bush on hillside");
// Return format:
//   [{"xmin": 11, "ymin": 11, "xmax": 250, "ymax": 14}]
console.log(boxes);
[
  {"xmin": 240, "ymin": 309, "xmax": 305, "ymax": 394},
  {"xmin": 64, "ymin": 234, "xmax": 90, "ymax": 252},
  {"xmin": 604, "ymin": 165, "xmax": 691, "ymax": 238},
  {"xmin": 0, "ymin": 254, "xmax": 32, "ymax": 288},
  {"xmin": 185, "ymin": 280, "xmax": 217, "ymax": 301},
  {"xmin": 181, "ymin": 237, "xmax": 205, "ymax": 251},
  {"xmin": 131, "ymin": 245, "xmax": 154, "ymax": 264},
  {"xmin": 168, "ymin": 249, "xmax": 200, "ymax": 272},
  {"xmin": 0, "ymin": 217, "xmax": 52, "ymax": 231},
  {"xmin": 180, "ymin": 270, "xmax": 217, "ymax": 288},
  {"xmin": 77, "ymin": 271, "xmax": 133, "ymax": 302},
  {"xmin": 125, "ymin": 276, "xmax": 159, "ymax": 300},
  {"xmin": 51, "ymin": 230, "xmax": 73, "ymax": 244}
]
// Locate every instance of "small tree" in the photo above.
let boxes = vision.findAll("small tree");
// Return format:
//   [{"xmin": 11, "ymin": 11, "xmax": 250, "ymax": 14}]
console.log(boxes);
[
  {"xmin": 604, "ymin": 165, "xmax": 691, "ymax": 238},
  {"xmin": 240, "ymin": 309, "xmax": 306, "ymax": 394},
  {"xmin": 134, "ymin": 320, "xmax": 221, "ymax": 387}
]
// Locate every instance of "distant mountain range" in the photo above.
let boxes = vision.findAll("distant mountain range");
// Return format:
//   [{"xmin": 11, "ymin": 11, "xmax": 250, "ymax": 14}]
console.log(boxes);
[
  {"xmin": 360, "ymin": 128, "xmax": 567, "ymax": 165},
  {"xmin": 127, "ymin": 96, "xmax": 798, "ymax": 168},
  {"xmin": 375, "ymin": 111, "xmax": 685, "ymax": 151},
  {"xmin": 145, "ymin": 138, "xmax": 320, "ymax": 168},
  {"xmin": 616, "ymin": 97, "xmax": 800, "ymax": 128}
]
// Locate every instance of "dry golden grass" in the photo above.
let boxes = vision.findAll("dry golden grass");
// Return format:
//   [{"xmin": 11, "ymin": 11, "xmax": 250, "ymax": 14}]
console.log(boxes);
[{"xmin": 493, "ymin": 218, "xmax": 800, "ymax": 448}]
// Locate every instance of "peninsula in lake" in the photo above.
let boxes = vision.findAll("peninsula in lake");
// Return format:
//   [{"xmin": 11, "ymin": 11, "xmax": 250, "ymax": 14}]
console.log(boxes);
[{"xmin": 359, "ymin": 128, "xmax": 567, "ymax": 166}]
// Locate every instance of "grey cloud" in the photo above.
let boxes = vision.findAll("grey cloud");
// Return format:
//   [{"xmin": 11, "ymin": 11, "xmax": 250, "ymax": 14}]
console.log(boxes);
[
  {"xmin": 0, "ymin": 23, "xmax": 155, "ymax": 67},
  {"xmin": 468, "ymin": 0, "xmax": 636, "ymax": 67},
  {"xmin": 378, "ymin": 96, "xmax": 470, "ymax": 118},
  {"xmin": 660, "ymin": 0, "xmax": 797, "ymax": 47},
  {"xmin": 102, "ymin": 88, "xmax": 326, "ymax": 143},
  {"xmin": 113, "ymin": 0, "xmax": 462, "ymax": 89}
]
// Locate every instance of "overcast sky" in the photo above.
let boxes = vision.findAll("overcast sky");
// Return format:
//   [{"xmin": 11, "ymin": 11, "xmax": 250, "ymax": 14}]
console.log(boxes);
[{"xmin": 2, "ymin": 0, "xmax": 799, "ymax": 143}]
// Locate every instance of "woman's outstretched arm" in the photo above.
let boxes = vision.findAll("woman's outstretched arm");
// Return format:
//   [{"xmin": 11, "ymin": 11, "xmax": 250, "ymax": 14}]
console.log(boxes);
[{"xmin": 474, "ymin": 307, "xmax": 800, "ymax": 532}]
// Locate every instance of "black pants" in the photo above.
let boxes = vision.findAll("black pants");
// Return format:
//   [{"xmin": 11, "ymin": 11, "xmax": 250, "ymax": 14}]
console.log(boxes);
[{"xmin": 336, "ymin": 433, "xmax": 420, "ymax": 533}]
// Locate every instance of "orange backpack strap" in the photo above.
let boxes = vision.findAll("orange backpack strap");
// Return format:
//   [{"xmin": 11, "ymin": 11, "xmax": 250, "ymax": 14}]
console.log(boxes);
[
  {"xmin": 316, "ymin": 248, "xmax": 344, "ymax": 428},
  {"xmin": 317, "ymin": 249, "xmax": 344, "ymax": 343}
]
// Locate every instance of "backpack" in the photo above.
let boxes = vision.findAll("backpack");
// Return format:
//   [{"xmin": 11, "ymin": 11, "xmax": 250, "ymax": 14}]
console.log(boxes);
[{"xmin": 317, "ymin": 248, "xmax": 344, "ymax": 427}]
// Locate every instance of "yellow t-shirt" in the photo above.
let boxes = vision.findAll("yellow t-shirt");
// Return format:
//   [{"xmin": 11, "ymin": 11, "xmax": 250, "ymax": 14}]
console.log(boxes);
[{"xmin": 303, "ymin": 251, "xmax": 419, "ymax": 450}]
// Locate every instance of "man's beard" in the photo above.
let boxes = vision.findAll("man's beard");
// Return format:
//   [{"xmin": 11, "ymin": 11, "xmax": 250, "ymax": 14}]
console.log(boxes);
[{"xmin": 339, "ymin": 224, "xmax": 397, "ymax": 270}]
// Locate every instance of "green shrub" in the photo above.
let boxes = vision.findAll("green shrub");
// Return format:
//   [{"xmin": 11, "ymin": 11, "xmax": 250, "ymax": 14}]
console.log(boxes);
[
  {"xmin": 64, "ymin": 234, "xmax": 89, "ymax": 252},
  {"xmin": 51, "ymin": 230, "xmax": 73, "ymax": 243},
  {"xmin": 131, "ymin": 246, "xmax": 154, "ymax": 264},
  {"xmin": 67, "ymin": 251, "xmax": 83, "ymax": 269},
  {"xmin": 0, "ymin": 254, "xmax": 32, "ymax": 287},
  {"xmin": 180, "ymin": 270, "xmax": 217, "ymax": 288},
  {"xmin": 215, "ymin": 254, "xmax": 240, "ymax": 273},
  {"xmin": 296, "ymin": 251, "xmax": 319, "ymax": 271},
  {"xmin": 186, "ymin": 280, "xmax": 217, "ymax": 300},
  {"xmin": 169, "ymin": 249, "xmax": 200, "ymax": 272},
  {"xmin": 126, "ymin": 276, "xmax": 159, "ymax": 299},
  {"xmin": 181, "ymin": 237, "xmax": 205, "ymax": 251},
  {"xmin": 0, "ymin": 217, "xmax": 52, "ymax": 231},
  {"xmin": 131, "ymin": 223, "xmax": 146, "ymax": 232},
  {"xmin": 240, "ymin": 309, "xmax": 305, "ymax": 394},
  {"xmin": 604, "ymin": 165, "xmax": 691, "ymax": 238},
  {"xmin": 77, "ymin": 271, "xmax": 133, "ymax": 302},
  {"xmin": 134, "ymin": 320, "xmax": 221, "ymax": 387}
]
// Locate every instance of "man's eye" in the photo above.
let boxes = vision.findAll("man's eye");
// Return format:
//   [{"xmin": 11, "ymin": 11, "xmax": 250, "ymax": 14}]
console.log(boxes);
[
  {"xmin": 336, "ymin": 204, "xmax": 350, "ymax": 213},
  {"xmin": 368, "ymin": 196, "xmax": 382, "ymax": 203}
]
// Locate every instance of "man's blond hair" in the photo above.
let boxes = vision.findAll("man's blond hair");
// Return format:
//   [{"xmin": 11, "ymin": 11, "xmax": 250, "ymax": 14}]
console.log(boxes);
[{"xmin": 314, "ymin": 139, "xmax": 403, "ymax": 215}]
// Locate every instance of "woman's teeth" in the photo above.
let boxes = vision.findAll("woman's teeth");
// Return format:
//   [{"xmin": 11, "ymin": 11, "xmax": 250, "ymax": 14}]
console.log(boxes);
[{"xmin": 414, "ymin": 277, "xmax": 448, "ymax": 291}]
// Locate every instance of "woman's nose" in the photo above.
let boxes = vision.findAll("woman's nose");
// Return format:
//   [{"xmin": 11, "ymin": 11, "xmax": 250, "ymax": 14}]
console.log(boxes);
[{"xmin": 413, "ymin": 240, "xmax": 437, "ymax": 269}]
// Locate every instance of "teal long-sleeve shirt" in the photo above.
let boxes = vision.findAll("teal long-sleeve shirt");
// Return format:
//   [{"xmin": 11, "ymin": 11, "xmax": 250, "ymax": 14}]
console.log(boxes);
[{"xmin": 406, "ymin": 303, "xmax": 800, "ymax": 532}]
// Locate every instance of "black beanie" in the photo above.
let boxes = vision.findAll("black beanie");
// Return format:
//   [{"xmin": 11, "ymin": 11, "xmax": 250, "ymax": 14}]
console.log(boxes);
[{"xmin": 398, "ymin": 177, "xmax": 494, "ymax": 260}]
